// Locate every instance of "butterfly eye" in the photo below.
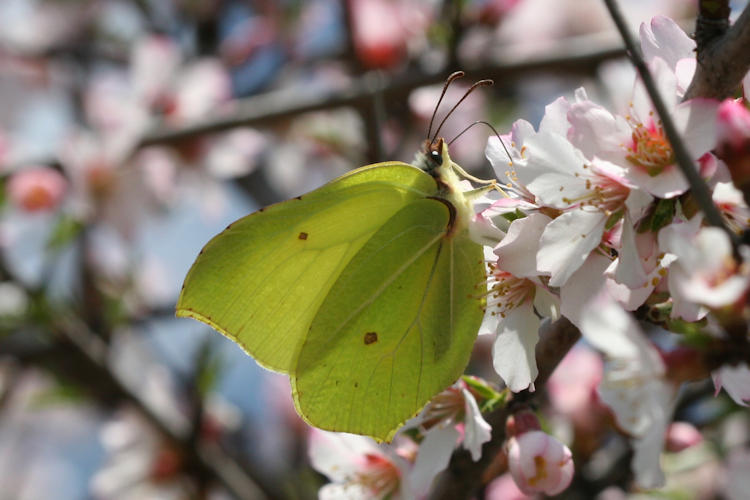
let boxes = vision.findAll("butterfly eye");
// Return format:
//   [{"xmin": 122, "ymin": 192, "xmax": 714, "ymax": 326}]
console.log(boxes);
[{"xmin": 430, "ymin": 149, "xmax": 442, "ymax": 165}]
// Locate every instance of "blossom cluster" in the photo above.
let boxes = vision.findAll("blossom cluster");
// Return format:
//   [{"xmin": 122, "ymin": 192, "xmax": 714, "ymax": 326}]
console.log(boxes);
[
  {"xmin": 479, "ymin": 15, "xmax": 750, "ymax": 491},
  {"xmin": 311, "ymin": 16, "xmax": 750, "ymax": 499}
]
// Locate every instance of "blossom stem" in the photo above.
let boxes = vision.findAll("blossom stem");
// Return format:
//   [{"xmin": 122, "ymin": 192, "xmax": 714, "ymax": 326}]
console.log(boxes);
[{"xmin": 602, "ymin": 0, "xmax": 739, "ymax": 249}]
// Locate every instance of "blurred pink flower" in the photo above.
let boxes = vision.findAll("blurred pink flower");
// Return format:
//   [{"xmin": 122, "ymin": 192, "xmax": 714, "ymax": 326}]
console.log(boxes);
[
  {"xmin": 350, "ymin": 0, "xmax": 409, "ymax": 69},
  {"xmin": 485, "ymin": 473, "xmax": 533, "ymax": 500},
  {"xmin": 308, "ymin": 429, "xmax": 413, "ymax": 499},
  {"xmin": 547, "ymin": 344, "xmax": 603, "ymax": 419},
  {"xmin": 7, "ymin": 166, "xmax": 67, "ymax": 212},
  {"xmin": 715, "ymin": 98, "xmax": 750, "ymax": 191},
  {"xmin": 507, "ymin": 430, "xmax": 574, "ymax": 496},
  {"xmin": 665, "ymin": 422, "xmax": 703, "ymax": 453}
]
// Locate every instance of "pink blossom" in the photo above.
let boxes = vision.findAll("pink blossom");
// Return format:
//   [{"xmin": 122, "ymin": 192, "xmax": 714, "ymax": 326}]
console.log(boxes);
[
  {"xmin": 715, "ymin": 99, "xmax": 750, "ymax": 191},
  {"xmin": 547, "ymin": 344, "xmax": 603, "ymax": 419},
  {"xmin": 7, "ymin": 166, "xmax": 67, "ymax": 212},
  {"xmin": 507, "ymin": 430, "xmax": 574, "ymax": 496},
  {"xmin": 716, "ymin": 99, "xmax": 750, "ymax": 151},
  {"xmin": 308, "ymin": 429, "xmax": 414, "ymax": 499},
  {"xmin": 665, "ymin": 422, "xmax": 703, "ymax": 452},
  {"xmin": 349, "ymin": 0, "xmax": 428, "ymax": 69},
  {"xmin": 485, "ymin": 473, "xmax": 533, "ymax": 500}
]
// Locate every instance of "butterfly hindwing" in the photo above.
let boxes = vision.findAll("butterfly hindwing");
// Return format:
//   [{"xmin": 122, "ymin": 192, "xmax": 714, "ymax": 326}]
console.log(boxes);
[{"xmin": 291, "ymin": 197, "xmax": 486, "ymax": 440}]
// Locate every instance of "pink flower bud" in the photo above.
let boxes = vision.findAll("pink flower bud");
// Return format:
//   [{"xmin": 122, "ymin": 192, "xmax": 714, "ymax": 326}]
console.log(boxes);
[
  {"xmin": 507, "ymin": 430, "xmax": 574, "ymax": 496},
  {"xmin": 665, "ymin": 422, "xmax": 703, "ymax": 452},
  {"xmin": 716, "ymin": 99, "xmax": 750, "ymax": 197},
  {"xmin": 7, "ymin": 166, "xmax": 67, "ymax": 212},
  {"xmin": 717, "ymin": 99, "xmax": 750, "ymax": 150}
]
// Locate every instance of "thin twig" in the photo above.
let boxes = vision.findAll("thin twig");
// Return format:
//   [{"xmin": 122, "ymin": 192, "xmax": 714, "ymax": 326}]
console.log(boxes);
[{"xmin": 601, "ymin": 0, "xmax": 738, "ymax": 247}]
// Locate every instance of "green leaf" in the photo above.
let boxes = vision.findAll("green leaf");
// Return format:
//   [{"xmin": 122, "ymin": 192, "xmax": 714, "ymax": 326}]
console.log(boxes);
[{"xmin": 638, "ymin": 198, "xmax": 676, "ymax": 233}]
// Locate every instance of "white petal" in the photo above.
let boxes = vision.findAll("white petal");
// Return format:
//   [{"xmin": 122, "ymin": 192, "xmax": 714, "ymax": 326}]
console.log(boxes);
[
  {"xmin": 494, "ymin": 213, "xmax": 551, "ymax": 278},
  {"xmin": 492, "ymin": 302, "xmax": 540, "ymax": 392},
  {"xmin": 538, "ymin": 96, "xmax": 571, "ymax": 137},
  {"xmin": 319, "ymin": 483, "xmax": 370, "ymax": 500},
  {"xmin": 672, "ymin": 98, "xmax": 719, "ymax": 159},
  {"xmin": 308, "ymin": 430, "xmax": 379, "ymax": 481},
  {"xmin": 631, "ymin": 57, "xmax": 678, "ymax": 120},
  {"xmin": 560, "ymin": 253, "xmax": 611, "ymax": 329},
  {"xmin": 614, "ymin": 213, "xmax": 648, "ymax": 288},
  {"xmin": 579, "ymin": 292, "xmax": 664, "ymax": 370},
  {"xmin": 630, "ymin": 382, "xmax": 674, "ymax": 489},
  {"xmin": 625, "ymin": 162, "xmax": 689, "ymax": 198},
  {"xmin": 675, "ymin": 58, "xmax": 696, "ymax": 94},
  {"xmin": 538, "ymin": 210, "xmax": 606, "ymax": 287},
  {"xmin": 532, "ymin": 284, "xmax": 560, "ymax": 321},
  {"xmin": 461, "ymin": 388, "xmax": 492, "ymax": 461},
  {"xmin": 713, "ymin": 363, "xmax": 750, "ymax": 406},
  {"xmin": 409, "ymin": 426, "xmax": 460, "ymax": 497},
  {"xmin": 567, "ymin": 99, "xmax": 631, "ymax": 162},
  {"xmin": 639, "ymin": 16, "xmax": 695, "ymax": 69}
]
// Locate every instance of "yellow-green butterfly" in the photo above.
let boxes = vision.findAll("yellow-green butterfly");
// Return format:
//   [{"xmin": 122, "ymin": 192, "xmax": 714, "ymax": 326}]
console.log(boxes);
[{"xmin": 177, "ymin": 72, "xmax": 497, "ymax": 441}]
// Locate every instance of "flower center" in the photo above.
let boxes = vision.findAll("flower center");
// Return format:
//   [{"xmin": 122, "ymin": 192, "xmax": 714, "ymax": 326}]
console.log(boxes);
[
  {"xmin": 486, "ymin": 264, "xmax": 535, "ymax": 317},
  {"xmin": 420, "ymin": 387, "xmax": 464, "ymax": 429},
  {"xmin": 356, "ymin": 453, "xmax": 401, "ymax": 497},
  {"xmin": 528, "ymin": 455, "xmax": 549, "ymax": 487},
  {"xmin": 625, "ymin": 118, "xmax": 675, "ymax": 176},
  {"xmin": 562, "ymin": 169, "xmax": 630, "ymax": 215}
]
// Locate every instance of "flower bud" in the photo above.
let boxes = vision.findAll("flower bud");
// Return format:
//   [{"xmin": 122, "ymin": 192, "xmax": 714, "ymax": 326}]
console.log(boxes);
[
  {"xmin": 715, "ymin": 99, "xmax": 750, "ymax": 205},
  {"xmin": 507, "ymin": 430, "xmax": 574, "ymax": 495},
  {"xmin": 665, "ymin": 422, "xmax": 703, "ymax": 452}
]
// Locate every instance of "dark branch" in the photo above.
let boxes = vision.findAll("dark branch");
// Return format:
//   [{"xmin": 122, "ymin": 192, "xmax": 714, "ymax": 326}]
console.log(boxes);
[
  {"xmin": 138, "ymin": 40, "xmax": 624, "ymax": 147},
  {"xmin": 685, "ymin": 1, "xmax": 750, "ymax": 100}
]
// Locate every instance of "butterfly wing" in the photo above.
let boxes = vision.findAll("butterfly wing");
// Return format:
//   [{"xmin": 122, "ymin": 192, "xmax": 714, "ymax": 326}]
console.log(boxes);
[
  {"xmin": 176, "ymin": 162, "xmax": 436, "ymax": 373},
  {"xmin": 291, "ymin": 197, "xmax": 486, "ymax": 440}
]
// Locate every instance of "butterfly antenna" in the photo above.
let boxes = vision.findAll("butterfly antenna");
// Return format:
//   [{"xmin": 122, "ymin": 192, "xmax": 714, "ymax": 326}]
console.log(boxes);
[
  {"xmin": 427, "ymin": 71, "xmax": 465, "ymax": 140},
  {"xmin": 432, "ymin": 79, "xmax": 493, "ymax": 144},
  {"xmin": 449, "ymin": 120, "xmax": 513, "ymax": 163}
]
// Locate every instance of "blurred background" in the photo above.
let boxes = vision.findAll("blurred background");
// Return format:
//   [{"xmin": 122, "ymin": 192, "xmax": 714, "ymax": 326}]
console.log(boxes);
[{"xmin": 1, "ymin": 0, "xmax": 748, "ymax": 499}]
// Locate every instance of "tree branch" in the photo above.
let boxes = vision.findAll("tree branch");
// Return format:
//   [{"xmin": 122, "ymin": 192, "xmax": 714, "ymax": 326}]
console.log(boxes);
[
  {"xmin": 685, "ymin": 1, "xmax": 750, "ymax": 100},
  {"xmin": 139, "ymin": 39, "xmax": 624, "ymax": 147}
]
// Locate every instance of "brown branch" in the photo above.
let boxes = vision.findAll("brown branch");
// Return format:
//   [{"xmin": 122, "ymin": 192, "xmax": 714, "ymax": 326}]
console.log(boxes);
[
  {"xmin": 685, "ymin": 1, "xmax": 750, "ymax": 100},
  {"xmin": 138, "ymin": 39, "xmax": 624, "ymax": 147},
  {"xmin": 430, "ymin": 317, "xmax": 581, "ymax": 500}
]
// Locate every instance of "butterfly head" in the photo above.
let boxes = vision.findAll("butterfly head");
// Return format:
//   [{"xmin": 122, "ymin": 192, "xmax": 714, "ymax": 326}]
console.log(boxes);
[{"xmin": 418, "ymin": 137, "xmax": 449, "ymax": 174}]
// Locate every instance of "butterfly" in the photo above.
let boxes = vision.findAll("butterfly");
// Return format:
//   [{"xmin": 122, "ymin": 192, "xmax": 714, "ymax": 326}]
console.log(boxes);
[{"xmin": 177, "ymin": 72, "xmax": 503, "ymax": 441}]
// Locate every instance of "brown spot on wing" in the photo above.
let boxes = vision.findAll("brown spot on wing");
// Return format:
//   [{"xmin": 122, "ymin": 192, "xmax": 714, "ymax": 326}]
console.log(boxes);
[
  {"xmin": 298, "ymin": 232, "xmax": 308, "ymax": 240},
  {"xmin": 364, "ymin": 332, "xmax": 378, "ymax": 345}
]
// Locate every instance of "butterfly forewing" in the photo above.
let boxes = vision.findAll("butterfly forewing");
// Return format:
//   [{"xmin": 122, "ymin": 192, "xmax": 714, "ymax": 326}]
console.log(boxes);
[{"xmin": 176, "ymin": 162, "xmax": 436, "ymax": 373}]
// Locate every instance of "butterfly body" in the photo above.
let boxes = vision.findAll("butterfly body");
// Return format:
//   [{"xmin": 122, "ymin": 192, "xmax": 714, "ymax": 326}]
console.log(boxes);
[{"xmin": 177, "ymin": 139, "xmax": 485, "ymax": 440}]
